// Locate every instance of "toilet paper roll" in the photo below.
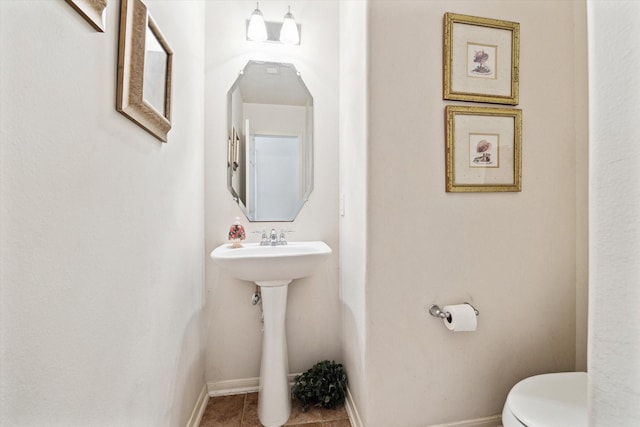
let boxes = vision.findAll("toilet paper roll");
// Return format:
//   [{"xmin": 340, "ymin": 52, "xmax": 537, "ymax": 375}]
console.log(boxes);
[{"xmin": 442, "ymin": 304, "xmax": 477, "ymax": 332}]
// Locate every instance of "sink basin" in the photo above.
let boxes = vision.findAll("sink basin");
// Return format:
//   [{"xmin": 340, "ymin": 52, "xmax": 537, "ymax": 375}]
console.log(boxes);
[{"xmin": 210, "ymin": 241, "xmax": 331, "ymax": 284}]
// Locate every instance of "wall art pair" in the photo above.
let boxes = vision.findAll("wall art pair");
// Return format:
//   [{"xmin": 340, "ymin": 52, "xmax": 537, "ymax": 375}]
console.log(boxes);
[{"xmin": 443, "ymin": 13, "xmax": 522, "ymax": 192}]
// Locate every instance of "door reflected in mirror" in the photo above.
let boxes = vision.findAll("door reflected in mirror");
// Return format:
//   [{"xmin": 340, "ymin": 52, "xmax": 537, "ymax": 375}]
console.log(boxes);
[{"xmin": 227, "ymin": 61, "xmax": 313, "ymax": 222}]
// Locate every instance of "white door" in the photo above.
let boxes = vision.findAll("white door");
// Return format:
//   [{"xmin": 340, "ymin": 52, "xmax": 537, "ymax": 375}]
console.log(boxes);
[
  {"xmin": 253, "ymin": 134, "xmax": 300, "ymax": 221},
  {"xmin": 245, "ymin": 119, "xmax": 256, "ymax": 216}
]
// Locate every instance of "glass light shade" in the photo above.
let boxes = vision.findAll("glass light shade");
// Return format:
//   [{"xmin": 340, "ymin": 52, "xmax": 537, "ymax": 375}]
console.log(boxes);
[
  {"xmin": 279, "ymin": 9, "xmax": 299, "ymax": 45},
  {"xmin": 247, "ymin": 6, "xmax": 267, "ymax": 42}
]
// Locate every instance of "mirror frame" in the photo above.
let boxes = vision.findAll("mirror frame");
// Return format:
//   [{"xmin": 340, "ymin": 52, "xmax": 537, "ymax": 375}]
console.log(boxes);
[
  {"xmin": 226, "ymin": 61, "xmax": 314, "ymax": 222},
  {"xmin": 116, "ymin": 0, "xmax": 173, "ymax": 142}
]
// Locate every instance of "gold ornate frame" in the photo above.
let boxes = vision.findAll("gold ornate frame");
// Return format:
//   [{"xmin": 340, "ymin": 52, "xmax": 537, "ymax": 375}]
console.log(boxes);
[
  {"xmin": 66, "ymin": 0, "xmax": 107, "ymax": 32},
  {"xmin": 443, "ymin": 13, "xmax": 520, "ymax": 105},
  {"xmin": 116, "ymin": 0, "xmax": 173, "ymax": 142},
  {"xmin": 445, "ymin": 105, "xmax": 522, "ymax": 192}
]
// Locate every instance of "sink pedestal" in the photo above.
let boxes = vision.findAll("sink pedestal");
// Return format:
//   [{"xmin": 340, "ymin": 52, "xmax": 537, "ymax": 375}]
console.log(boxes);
[
  {"xmin": 257, "ymin": 280, "xmax": 292, "ymax": 427},
  {"xmin": 209, "ymin": 241, "xmax": 332, "ymax": 427}
]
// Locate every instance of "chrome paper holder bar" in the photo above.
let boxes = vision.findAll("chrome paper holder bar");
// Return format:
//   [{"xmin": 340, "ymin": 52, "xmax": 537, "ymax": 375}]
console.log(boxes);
[{"xmin": 429, "ymin": 302, "xmax": 479, "ymax": 321}]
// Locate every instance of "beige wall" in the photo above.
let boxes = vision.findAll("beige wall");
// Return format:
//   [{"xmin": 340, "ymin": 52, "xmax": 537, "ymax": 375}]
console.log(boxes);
[
  {"xmin": 204, "ymin": 0, "xmax": 341, "ymax": 386},
  {"xmin": 357, "ymin": 1, "xmax": 588, "ymax": 425},
  {"xmin": 0, "ymin": 1, "xmax": 206, "ymax": 425}
]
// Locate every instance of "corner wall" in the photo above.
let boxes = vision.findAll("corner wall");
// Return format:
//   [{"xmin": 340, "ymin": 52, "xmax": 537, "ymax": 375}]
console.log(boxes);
[
  {"xmin": 0, "ymin": 1, "xmax": 206, "ymax": 425},
  {"xmin": 574, "ymin": 0, "xmax": 590, "ymax": 374},
  {"xmin": 339, "ymin": 0, "xmax": 369, "ymax": 422},
  {"xmin": 588, "ymin": 1, "xmax": 640, "ymax": 424},
  {"xmin": 363, "ymin": 1, "xmax": 587, "ymax": 425}
]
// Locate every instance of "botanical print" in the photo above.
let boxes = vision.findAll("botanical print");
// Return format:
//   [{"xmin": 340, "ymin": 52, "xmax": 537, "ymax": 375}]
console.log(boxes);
[
  {"xmin": 445, "ymin": 105, "xmax": 521, "ymax": 192},
  {"xmin": 469, "ymin": 133, "xmax": 499, "ymax": 168},
  {"xmin": 467, "ymin": 43, "xmax": 497, "ymax": 79},
  {"xmin": 444, "ymin": 13, "xmax": 519, "ymax": 104}
]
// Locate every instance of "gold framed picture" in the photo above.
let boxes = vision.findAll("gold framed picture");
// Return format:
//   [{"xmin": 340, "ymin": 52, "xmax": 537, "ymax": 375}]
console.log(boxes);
[
  {"xmin": 116, "ymin": 0, "xmax": 173, "ymax": 142},
  {"xmin": 443, "ymin": 13, "xmax": 520, "ymax": 105},
  {"xmin": 65, "ymin": 0, "xmax": 107, "ymax": 32},
  {"xmin": 445, "ymin": 105, "xmax": 522, "ymax": 192}
]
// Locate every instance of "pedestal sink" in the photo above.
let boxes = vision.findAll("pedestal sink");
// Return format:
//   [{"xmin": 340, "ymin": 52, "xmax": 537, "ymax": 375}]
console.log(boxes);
[{"xmin": 210, "ymin": 241, "xmax": 332, "ymax": 427}]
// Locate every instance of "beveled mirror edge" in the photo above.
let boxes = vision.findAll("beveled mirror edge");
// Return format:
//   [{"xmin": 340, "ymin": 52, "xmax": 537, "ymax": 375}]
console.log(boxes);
[{"xmin": 226, "ymin": 60, "xmax": 314, "ymax": 222}]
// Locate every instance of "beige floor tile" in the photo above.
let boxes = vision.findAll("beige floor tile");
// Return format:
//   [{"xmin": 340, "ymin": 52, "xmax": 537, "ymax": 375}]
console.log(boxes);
[
  {"xmin": 199, "ymin": 394, "xmax": 245, "ymax": 427},
  {"xmin": 284, "ymin": 399, "xmax": 323, "ymax": 425},
  {"xmin": 200, "ymin": 392, "xmax": 351, "ymax": 427},
  {"xmin": 320, "ymin": 404, "xmax": 349, "ymax": 421},
  {"xmin": 240, "ymin": 392, "xmax": 261, "ymax": 427},
  {"xmin": 322, "ymin": 420, "xmax": 352, "ymax": 427}
]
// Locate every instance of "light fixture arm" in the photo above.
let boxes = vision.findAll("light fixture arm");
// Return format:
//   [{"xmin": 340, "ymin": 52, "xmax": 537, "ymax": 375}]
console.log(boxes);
[{"xmin": 284, "ymin": 5, "xmax": 293, "ymax": 20}]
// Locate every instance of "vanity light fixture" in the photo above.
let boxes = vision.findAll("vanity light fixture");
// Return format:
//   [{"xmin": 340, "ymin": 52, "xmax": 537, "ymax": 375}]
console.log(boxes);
[
  {"xmin": 279, "ymin": 6, "xmax": 300, "ymax": 45},
  {"xmin": 246, "ymin": 4, "xmax": 301, "ymax": 45},
  {"xmin": 247, "ymin": 2, "xmax": 268, "ymax": 42}
]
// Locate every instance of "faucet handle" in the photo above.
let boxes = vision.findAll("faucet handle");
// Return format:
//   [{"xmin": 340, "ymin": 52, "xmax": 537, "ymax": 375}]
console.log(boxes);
[
  {"xmin": 254, "ymin": 229, "xmax": 269, "ymax": 245},
  {"xmin": 278, "ymin": 229, "xmax": 293, "ymax": 245}
]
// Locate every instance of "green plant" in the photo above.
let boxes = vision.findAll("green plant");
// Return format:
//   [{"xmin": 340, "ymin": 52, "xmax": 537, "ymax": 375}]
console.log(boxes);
[{"xmin": 291, "ymin": 360, "xmax": 348, "ymax": 412}]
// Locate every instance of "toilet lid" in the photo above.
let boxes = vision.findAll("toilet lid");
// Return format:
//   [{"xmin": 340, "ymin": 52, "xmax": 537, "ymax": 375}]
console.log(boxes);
[{"xmin": 506, "ymin": 372, "xmax": 587, "ymax": 427}]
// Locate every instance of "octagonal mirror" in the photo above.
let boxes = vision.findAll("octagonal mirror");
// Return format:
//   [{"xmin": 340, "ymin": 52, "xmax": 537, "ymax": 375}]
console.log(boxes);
[{"xmin": 227, "ymin": 61, "xmax": 314, "ymax": 222}]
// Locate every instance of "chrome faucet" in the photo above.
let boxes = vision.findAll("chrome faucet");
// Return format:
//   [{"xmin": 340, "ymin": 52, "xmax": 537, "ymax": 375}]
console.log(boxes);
[{"xmin": 258, "ymin": 229, "xmax": 289, "ymax": 246}]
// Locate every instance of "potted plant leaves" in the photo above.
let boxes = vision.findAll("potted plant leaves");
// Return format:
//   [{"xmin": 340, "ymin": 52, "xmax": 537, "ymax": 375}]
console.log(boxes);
[{"xmin": 291, "ymin": 360, "xmax": 348, "ymax": 412}]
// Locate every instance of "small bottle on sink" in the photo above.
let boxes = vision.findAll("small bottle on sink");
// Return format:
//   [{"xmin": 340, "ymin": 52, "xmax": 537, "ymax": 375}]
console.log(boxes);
[{"xmin": 228, "ymin": 217, "xmax": 246, "ymax": 248}]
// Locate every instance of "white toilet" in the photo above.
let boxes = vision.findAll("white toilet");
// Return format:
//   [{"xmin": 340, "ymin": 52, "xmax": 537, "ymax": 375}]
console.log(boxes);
[{"xmin": 502, "ymin": 372, "xmax": 587, "ymax": 427}]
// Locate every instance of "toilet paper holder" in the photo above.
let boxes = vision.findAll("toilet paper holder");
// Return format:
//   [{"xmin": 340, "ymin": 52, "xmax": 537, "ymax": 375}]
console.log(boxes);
[{"xmin": 429, "ymin": 302, "xmax": 479, "ymax": 321}]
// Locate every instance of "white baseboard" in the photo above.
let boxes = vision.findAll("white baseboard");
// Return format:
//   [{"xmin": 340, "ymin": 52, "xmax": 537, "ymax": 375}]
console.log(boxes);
[
  {"xmin": 426, "ymin": 415, "xmax": 502, "ymax": 427},
  {"xmin": 204, "ymin": 378, "xmax": 496, "ymax": 427},
  {"xmin": 206, "ymin": 373, "xmax": 300, "ymax": 397},
  {"xmin": 341, "ymin": 385, "xmax": 500, "ymax": 427},
  {"xmin": 207, "ymin": 377, "xmax": 260, "ymax": 396},
  {"xmin": 186, "ymin": 384, "xmax": 209, "ymax": 427},
  {"xmin": 344, "ymin": 387, "xmax": 364, "ymax": 427}
]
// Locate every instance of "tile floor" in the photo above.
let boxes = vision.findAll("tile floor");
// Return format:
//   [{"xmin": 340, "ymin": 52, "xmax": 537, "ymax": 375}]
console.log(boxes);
[{"xmin": 199, "ymin": 392, "xmax": 352, "ymax": 427}]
